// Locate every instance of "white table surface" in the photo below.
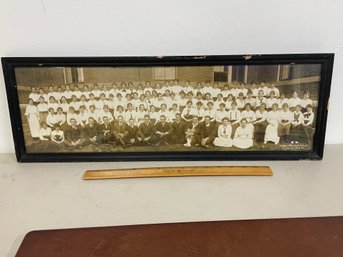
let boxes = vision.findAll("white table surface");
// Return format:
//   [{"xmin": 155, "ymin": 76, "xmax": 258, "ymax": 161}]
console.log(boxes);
[{"xmin": 1, "ymin": 144, "xmax": 343, "ymax": 257}]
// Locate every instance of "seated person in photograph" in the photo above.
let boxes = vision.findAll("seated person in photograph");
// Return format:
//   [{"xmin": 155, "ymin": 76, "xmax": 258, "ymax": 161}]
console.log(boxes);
[
  {"xmin": 55, "ymin": 107, "xmax": 67, "ymax": 128},
  {"xmin": 66, "ymin": 106, "xmax": 80, "ymax": 126},
  {"xmin": 124, "ymin": 103, "xmax": 137, "ymax": 124},
  {"xmin": 236, "ymin": 92, "xmax": 245, "ymax": 110},
  {"xmin": 215, "ymin": 103, "xmax": 229, "ymax": 123},
  {"xmin": 258, "ymin": 82, "xmax": 269, "ymax": 97},
  {"xmin": 169, "ymin": 104, "xmax": 180, "ymax": 122},
  {"xmin": 98, "ymin": 105, "xmax": 114, "ymax": 124},
  {"xmin": 255, "ymin": 90, "xmax": 267, "ymax": 109},
  {"xmin": 83, "ymin": 117, "xmax": 99, "ymax": 146},
  {"xmin": 213, "ymin": 93, "xmax": 225, "ymax": 110},
  {"xmin": 64, "ymin": 118, "xmax": 85, "ymax": 149},
  {"xmin": 233, "ymin": 118, "xmax": 253, "ymax": 149},
  {"xmin": 69, "ymin": 95, "xmax": 80, "ymax": 112},
  {"xmin": 169, "ymin": 113, "xmax": 187, "ymax": 144},
  {"xmin": 137, "ymin": 114, "xmax": 154, "ymax": 145},
  {"xmin": 136, "ymin": 104, "xmax": 148, "ymax": 125},
  {"xmin": 264, "ymin": 103, "xmax": 280, "ymax": 144},
  {"xmin": 290, "ymin": 105, "xmax": 305, "ymax": 144},
  {"xmin": 266, "ymin": 91, "xmax": 278, "ymax": 110},
  {"xmin": 253, "ymin": 103, "xmax": 268, "ymax": 143},
  {"xmin": 47, "ymin": 96, "xmax": 59, "ymax": 113},
  {"xmin": 277, "ymin": 93, "xmax": 289, "ymax": 109},
  {"xmin": 151, "ymin": 115, "xmax": 172, "ymax": 146},
  {"xmin": 39, "ymin": 122, "xmax": 52, "ymax": 141},
  {"xmin": 300, "ymin": 91, "xmax": 313, "ymax": 111},
  {"xmin": 181, "ymin": 100, "xmax": 194, "ymax": 123},
  {"xmin": 123, "ymin": 118, "xmax": 138, "ymax": 146},
  {"xmin": 98, "ymin": 116, "xmax": 115, "ymax": 144},
  {"xmin": 192, "ymin": 101, "xmax": 205, "ymax": 122},
  {"xmin": 59, "ymin": 96, "xmax": 70, "ymax": 113},
  {"xmin": 158, "ymin": 104, "xmax": 172, "ymax": 122},
  {"xmin": 86, "ymin": 93, "xmax": 97, "ymax": 110},
  {"xmin": 88, "ymin": 105, "xmax": 100, "ymax": 124},
  {"xmin": 213, "ymin": 117, "xmax": 233, "ymax": 147},
  {"xmin": 227, "ymin": 101, "xmax": 241, "ymax": 138},
  {"xmin": 114, "ymin": 105, "xmax": 126, "ymax": 122},
  {"xmin": 225, "ymin": 94, "xmax": 234, "ymax": 110},
  {"xmin": 51, "ymin": 124, "xmax": 65, "ymax": 145},
  {"xmin": 244, "ymin": 90, "xmax": 257, "ymax": 109},
  {"xmin": 198, "ymin": 116, "xmax": 217, "ymax": 148},
  {"xmin": 28, "ymin": 87, "xmax": 39, "ymax": 103},
  {"xmin": 267, "ymin": 83, "xmax": 280, "ymax": 98},
  {"xmin": 37, "ymin": 96, "xmax": 48, "ymax": 123},
  {"xmin": 288, "ymin": 91, "xmax": 301, "ymax": 111},
  {"xmin": 241, "ymin": 103, "xmax": 256, "ymax": 134},
  {"xmin": 113, "ymin": 115, "xmax": 128, "ymax": 147},
  {"xmin": 46, "ymin": 107, "xmax": 57, "ymax": 128},
  {"xmin": 203, "ymin": 102, "xmax": 216, "ymax": 122},
  {"xmin": 278, "ymin": 103, "xmax": 293, "ymax": 143},
  {"xmin": 184, "ymin": 116, "xmax": 201, "ymax": 148},
  {"xmin": 78, "ymin": 105, "xmax": 89, "ymax": 127}
]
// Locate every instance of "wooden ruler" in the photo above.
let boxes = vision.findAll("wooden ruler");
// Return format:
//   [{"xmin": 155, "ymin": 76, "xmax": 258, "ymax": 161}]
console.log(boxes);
[{"xmin": 83, "ymin": 166, "xmax": 272, "ymax": 180}]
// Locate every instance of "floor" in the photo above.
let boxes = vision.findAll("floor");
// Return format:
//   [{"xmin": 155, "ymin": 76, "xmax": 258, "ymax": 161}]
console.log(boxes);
[{"xmin": 1, "ymin": 144, "xmax": 343, "ymax": 257}]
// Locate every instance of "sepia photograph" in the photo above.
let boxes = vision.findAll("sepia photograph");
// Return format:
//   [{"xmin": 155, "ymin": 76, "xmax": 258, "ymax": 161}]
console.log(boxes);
[{"xmin": 1, "ymin": 55, "xmax": 333, "ymax": 161}]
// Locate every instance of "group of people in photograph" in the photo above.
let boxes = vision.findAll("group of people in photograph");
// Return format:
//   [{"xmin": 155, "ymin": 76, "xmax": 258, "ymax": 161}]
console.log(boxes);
[{"xmin": 23, "ymin": 80, "xmax": 315, "ymax": 151}]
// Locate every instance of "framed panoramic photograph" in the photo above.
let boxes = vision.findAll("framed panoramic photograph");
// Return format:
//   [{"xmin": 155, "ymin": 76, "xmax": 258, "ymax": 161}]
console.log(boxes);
[{"xmin": 2, "ymin": 54, "xmax": 334, "ymax": 162}]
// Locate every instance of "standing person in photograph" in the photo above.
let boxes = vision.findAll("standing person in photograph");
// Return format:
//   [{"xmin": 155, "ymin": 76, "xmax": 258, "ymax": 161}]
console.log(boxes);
[
  {"xmin": 37, "ymin": 88, "xmax": 48, "ymax": 102},
  {"xmin": 151, "ymin": 115, "xmax": 172, "ymax": 146},
  {"xmin": 169, "ymin": 113, "xmax": 187, "ymax": 144},
  {"xmin": 98, "ymin": 116, "xmax": 115, "ymax": 144},
  {"xmin": 113, "ymin": 115, "xmax": 128, "ymax": 147},
  {"xmin": 290, "ymin": 105, "xmax": 305, "ymax": 144},
  {"xmin": 137, "ymin": 114, "xmax": 154, "ymax": 145},
  {"xmin": 302, "ymin": 104, "xmax": 315, "ymax": 145},
  {"xmin": 184, "ymin": 116, "xmax": 201, "ymax": 148},
  {"xmin": 198, "ymin": 116, "xmax": 216, "ymax": 148},
  {"xmin": 253, "ymin": 103, "xmax": 268, "ymax": 143},
  {"xmin": 278, "ymin": 103, "xmax": 293, "ymax": 143},
  {"xmin": 64, "ymin": 118, "xmax": 85, "ymax": 149},
  {"xmin": 213, "ymin": 117, "xmax": 233, "ymax": 147},
  {"xmin": 83, "ymin": 117, "xmax": 99, "ymax": 146},
  {"xmin": 233, "ymin": 119, "xmax": 253, "ymax": 149},
  {"xmin": 25, "ymin": 98, "xmax": 40, "ymax": 139},
  {"xmin": 37, "ymin": 96, "xmax": 48, "ymax": 123},
  {"xmin": 123, "ymin": 118, "xmax": 138, "ymax": 146},
  {"xmin": 264, "ymin": 103, "xmax": 280, "ymax": 144}
]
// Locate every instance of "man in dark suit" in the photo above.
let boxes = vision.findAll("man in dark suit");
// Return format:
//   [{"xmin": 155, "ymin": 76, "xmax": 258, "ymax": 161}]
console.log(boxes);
[
  {"xmin": 64, "ymin": 118, "xmax": 85, "ymax": 149},
  {"xmin": 98, "ymin": 116, "xmax": 115, "ymax": 144},
  {"xmin": 137, "ymin": 114, "xmax": 154, "ymax": 145},
  {"xmin": 199, "ymin": 115, "xmax": 217, "ymax": 148},
  {"xmin": 169, "ymin": 113, "xmax": 187, "ymax": 144},
  {"xmin": 83, "ymin": 117, "xmax": 99, "ymax": 145},
  {"xmin": 151, "ymin": 115, "xmax": 172, "ymax": 146},
  {"xmin": 123, "ymin": 118, "xmax": 138, "ymax": 146},
  {"xmin": 113, "ymin": 115, "xmax": 128, "ymax": 147},
  {"xmin": 184, "ymin": 116, "xmax": 201, "ymax": 147}
]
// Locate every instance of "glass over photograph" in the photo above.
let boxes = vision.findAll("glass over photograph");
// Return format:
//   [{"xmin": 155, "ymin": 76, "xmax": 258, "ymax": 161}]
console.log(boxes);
[{"xmin": 15, "ymin": 64, "xmax": 320, "ymax": 153}]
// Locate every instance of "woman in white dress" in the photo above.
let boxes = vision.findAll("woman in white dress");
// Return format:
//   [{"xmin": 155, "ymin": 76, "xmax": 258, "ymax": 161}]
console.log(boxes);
[
  {"xmin": 264, "ymin": 103, "xmax": 280, "ymax": 144},
  {"xmin": 25, "ymin": 98, "xmax": 40, "ymax": 138},
  {"xmin": 213, "ymin": 117, "xmax": 233, "ymax": 147},
  {"xmin": 233, "ymin": 119, "xmax": 253, "ymax": 149}
]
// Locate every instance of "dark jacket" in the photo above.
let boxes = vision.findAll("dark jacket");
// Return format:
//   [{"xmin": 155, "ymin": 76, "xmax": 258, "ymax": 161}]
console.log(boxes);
[
  {"xmin": 199, "ymin": 122, "xmax": 217, "ymax": 138},
  {"xmin": 83, "ymin": 124, "xmax": 99, "ymax": 138},
  {"xmin": 126, "ymin": 125, "xmax": 138, "ymax": 139},
  {"xmin": 153, "ymin": 122, "xmax": 172, "ymax": 134},
  {"xmin": 99, "ymin": 123, "xmax": 113, "ymax": 136},
  {"xmin": 171, "ymin": 120, "xmax": 187, "ymax": 137},
  {"xmin": 65, "ymin": 125, "xmax": 83, "ymax": 141},
  {"xmin": 138, "ymin": 122, "xmax": 154, "ymax": 138}
]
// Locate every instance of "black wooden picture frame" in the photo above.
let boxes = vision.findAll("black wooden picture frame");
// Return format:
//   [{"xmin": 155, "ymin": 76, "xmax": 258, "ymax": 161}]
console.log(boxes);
[{"xmin": 1, "ymin": 54, "xmax": 334, "ymax": 162}]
